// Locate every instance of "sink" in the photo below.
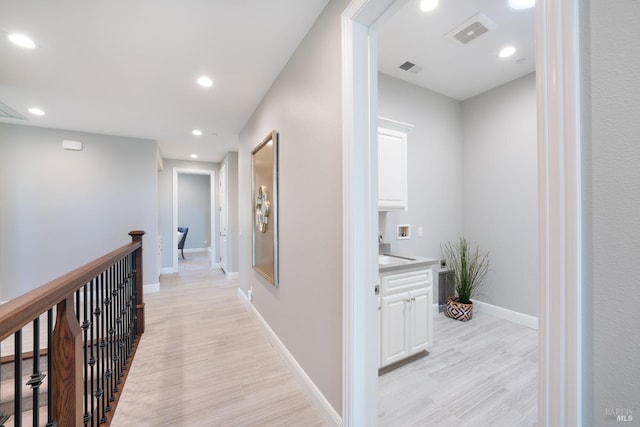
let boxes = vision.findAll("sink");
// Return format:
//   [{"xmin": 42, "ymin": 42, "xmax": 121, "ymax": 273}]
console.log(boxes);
[{"xmin": 378, "ymin": 254, "xmax": 415, "ymax": 265}]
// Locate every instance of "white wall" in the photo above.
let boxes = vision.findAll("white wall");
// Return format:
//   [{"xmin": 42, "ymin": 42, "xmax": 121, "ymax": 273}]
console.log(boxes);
[
  {"xmin": 378, "ymin": 73, "xmax": 538, "ymax": 316},
  {"xmin": 589, "ymin": 0, "xmax": 640, "ymax": 421},
  {"xmin": 0, "ymin": 123, "xmax": 158, "ymax": 300},
  {"xmin": 377, "ymin": 73, "xmax": 463, "ymax": 304},
  {"xmin": 461, "ymin": 73, "xmax": 538, "ymax": 317},
  {"xmin": 238, "ymin": 0, "xmax": 347, "ymax": 414},
  {"xmin": 157, "ymin": 159, "xmax": 218, "ymax": 269},
  {"xmin": 177, "ymin": 173, "xmax": 211, "ymax": 250}
]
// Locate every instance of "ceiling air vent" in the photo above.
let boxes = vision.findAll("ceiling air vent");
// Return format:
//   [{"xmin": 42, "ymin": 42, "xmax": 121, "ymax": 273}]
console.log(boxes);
[
  {"xmin": 398, "ymin": 61, "xmax": 424, "ymax": 74},
  {"xmin": 445, "ymin": 13, "xmax": 497, "ymax": 46},
  {"xmin": 0, "ymin": 101, "xmax": 27, "ymax": 120}
]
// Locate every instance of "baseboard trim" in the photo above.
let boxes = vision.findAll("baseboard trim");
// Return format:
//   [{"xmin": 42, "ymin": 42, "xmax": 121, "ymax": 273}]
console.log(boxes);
[
  {"xmin": 160, "ymin": 267, "xmax": 176, "ymax": 275},
  {"xmin": 471, "ymin": 299, "xmax": 538, "ymax": 330},
  {"xmin": 183, "ymin": 248, "xmax": 208, "ymax": 254},
  {"xmin": 144, "ymin": 283, "xmax": 160, "ymax": 293},
  {"xmin": 226, "ymin": 271, "xmax": 239, "ymax": 280},
  {"xmin": 237, "ymin": 288, "xmax": 342, "ymax": 426}
]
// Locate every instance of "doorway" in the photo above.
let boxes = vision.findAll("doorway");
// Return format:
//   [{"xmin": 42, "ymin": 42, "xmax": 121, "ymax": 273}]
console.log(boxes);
[
  {"xmin": 172, "ymin": 168, "xmax": 217, "ymax": 273},
  {"xmin": 342, "ymin": 0, "xmax": 585, "ymax": 425}
]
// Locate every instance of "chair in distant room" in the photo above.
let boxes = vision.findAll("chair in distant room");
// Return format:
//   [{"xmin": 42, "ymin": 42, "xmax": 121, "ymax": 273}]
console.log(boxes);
[{"xmin": 177, "ymin": 227, "xmax": 189, "ymax": 259}]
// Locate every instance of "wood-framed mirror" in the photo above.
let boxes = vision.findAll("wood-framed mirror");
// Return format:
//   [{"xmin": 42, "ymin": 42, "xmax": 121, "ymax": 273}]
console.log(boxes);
[{"xmin": 251, "ymin": 130, "xmax": 279, "ymax": 286}]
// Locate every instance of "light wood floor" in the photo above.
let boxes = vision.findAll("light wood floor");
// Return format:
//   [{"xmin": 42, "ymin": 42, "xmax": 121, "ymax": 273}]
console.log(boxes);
[
  {"xmin": 113, "ymin": 253, "xmax": 537, "ymax": 426},
  {"xmin": 379, "ymin": 311, "xmax": 538, "ymax": 426},
  {"xmin": 111, "ymin": 255, "xmax": 326, "ymax": 427}
]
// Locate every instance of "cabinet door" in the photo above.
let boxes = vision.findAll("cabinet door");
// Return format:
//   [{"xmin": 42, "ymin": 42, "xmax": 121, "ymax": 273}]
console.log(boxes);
[
  {"xmin": 378, "ymin": 127, "xmax": 408, "ymax": 210},
  {"xmin": 409, "ymin": 287, "xmax": 432, "ymax": 353},
  {"xmin": 380, "ymin": 292, "xmax": 409, "ymax": 366}
]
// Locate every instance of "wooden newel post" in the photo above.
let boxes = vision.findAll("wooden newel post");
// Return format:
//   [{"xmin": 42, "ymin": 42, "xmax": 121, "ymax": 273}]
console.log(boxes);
[
  {"xmin": 129, "ymin": 230, "xmax": 146, "ymax": 335},
  {"xmin": 53, "ymin": 296, "xmax": 83, "ymax": 426}
]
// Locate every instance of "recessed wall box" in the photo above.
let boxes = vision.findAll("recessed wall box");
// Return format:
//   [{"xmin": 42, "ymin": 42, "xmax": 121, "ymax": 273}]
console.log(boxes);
[
  {"xmin": 397, "ymin": 224, "xmax": 411, "ymax": 240},
  {"xmin": 62, "ymin": 140, "xmax": 83, "ymax": 151}
]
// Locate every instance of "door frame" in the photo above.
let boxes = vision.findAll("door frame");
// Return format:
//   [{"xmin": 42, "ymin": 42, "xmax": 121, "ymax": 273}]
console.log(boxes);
[
  {"xmin": 172, "ymin": 167, "xmax": 217, "ymax": 272},
  {"xmin": 341, "ymin": 0, "xmax": 585, "ymax": 425},
  {"xmin": 219, "ymin": 163, "xmax": 228, "ymax": 273}
]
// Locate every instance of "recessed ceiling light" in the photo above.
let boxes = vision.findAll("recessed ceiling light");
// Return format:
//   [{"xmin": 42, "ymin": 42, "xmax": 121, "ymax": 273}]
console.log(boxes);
[
  {"xmin": 28, "ymin": 107, "xmax": 45, "ymax": 116},
  {"xmin": 197, "ymin": 76, "xmax": 213, "ymax": 88},
  {"xmin": 499, "ymin": 46, "xmax": 516, "ymax": 58},
  {"xmin": 192, "ymin": 129, "xmax": 203, "ymax": 136},
  {"xmin": 509, "ymin": 0, "xmax": 535, "ymax": 10},
  {"xmin": 190, "ymin": 154, "xmax": 198, "ymax": 159},
  {"xmin": 8, "ymin": 33, "xmax": 36, "ymax": 49},
  {"xmin": 419, "ymin": 0, "xmax": 439, "ymax": 12}
]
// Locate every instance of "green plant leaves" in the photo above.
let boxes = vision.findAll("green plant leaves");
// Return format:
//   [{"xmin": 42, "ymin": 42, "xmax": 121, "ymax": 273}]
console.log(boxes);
[{"xmin": 441, "ymin": 237, "xmax": 489, "ymax": 304}]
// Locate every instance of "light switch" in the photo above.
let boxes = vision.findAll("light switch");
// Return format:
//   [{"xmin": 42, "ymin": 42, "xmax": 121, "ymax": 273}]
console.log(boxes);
[{"xmin": 418, "ymin": 227, "xmax": 423, "ymax": 237}]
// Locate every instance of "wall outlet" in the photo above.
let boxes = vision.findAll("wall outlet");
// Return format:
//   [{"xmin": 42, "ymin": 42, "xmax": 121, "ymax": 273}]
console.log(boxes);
[
  {"xmin": 440, "ymin": 259, "xmax": 447, "ymax": 269},
  {"xmin": 248, "ymin": 288, "xmax": 254, "ymax": 301},
  {"xmin": 417, "ymin": 227, "xmax": 423, "ymax": 238}
]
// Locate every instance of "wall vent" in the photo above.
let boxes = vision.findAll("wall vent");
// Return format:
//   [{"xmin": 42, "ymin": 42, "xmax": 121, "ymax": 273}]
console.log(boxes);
[
  {"xmin": 0, "ymin": 101, "xmax": 27, "ymax": 120},
  {"xmin": 398, "ymin": 61, "xmax": 424, "ymax": 74},
  {"xmin": 445, "ymin": 13, "xmax": 497, "ymax": 46}
]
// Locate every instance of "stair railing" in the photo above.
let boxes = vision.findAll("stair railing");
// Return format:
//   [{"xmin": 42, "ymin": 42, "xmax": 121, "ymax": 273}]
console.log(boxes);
[{"xmin": 0, "ymin": 231, "xmax": 145, "ymax": 426}]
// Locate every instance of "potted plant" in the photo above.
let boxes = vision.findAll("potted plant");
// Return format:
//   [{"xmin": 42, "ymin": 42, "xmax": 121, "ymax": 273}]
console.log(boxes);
[{"xmin": 441, "ymin": 237, "xmax": 489, "ymax": 322}]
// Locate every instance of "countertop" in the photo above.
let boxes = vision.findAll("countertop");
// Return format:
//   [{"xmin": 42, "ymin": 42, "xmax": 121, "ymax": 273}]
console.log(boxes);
[{"xmin": 378, "ymin": 252, "xmax": 439, "ymax": 273}]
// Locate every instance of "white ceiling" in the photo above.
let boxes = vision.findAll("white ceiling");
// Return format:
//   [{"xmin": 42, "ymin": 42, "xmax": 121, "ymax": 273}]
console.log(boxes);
[
  {"xmin": 0, "ymin": 0, "xmax": 534, "ymax": 164},
  {"xmin": 0, "ymin": 0, "xmax": 330, "ymax": 162},
  {"xmin": 378, "ymin": 0, "xmax": 535, "ymax": 100}
]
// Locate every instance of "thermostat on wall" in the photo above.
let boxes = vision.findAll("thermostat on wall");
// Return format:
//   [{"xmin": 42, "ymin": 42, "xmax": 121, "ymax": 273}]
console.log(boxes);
[{"xmin": 62, "ymin": 140, "xmax": 83, "ymax": 151}]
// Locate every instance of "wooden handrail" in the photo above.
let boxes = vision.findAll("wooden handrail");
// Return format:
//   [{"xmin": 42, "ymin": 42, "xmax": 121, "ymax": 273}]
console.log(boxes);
[
  {"xmin": 0, "ymin": 230, "xmax": 146, "ymax": 426},
  {"xmin": 0, "ymin": 234, "xmax": 143, "ymax": 343}
]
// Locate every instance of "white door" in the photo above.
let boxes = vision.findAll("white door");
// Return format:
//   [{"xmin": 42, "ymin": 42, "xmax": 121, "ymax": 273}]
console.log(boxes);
[
  {"xmin": 380, "ymin": 292, "xmax": 409, "ymax": 366},
  {"xmin": 219, "ymin": 164, "xmax": 228, "ymax": 272}
]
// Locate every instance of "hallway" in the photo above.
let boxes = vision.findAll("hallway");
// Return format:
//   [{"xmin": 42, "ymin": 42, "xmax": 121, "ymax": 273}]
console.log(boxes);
[{"xmin": 111, "ymin": 266, "xmax": 326, "ymax": 426}]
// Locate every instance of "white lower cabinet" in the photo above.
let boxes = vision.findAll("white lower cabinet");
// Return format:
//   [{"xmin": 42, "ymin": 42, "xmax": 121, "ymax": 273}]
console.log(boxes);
[{"xmin": 379, "ymin": 268, "xmax": 433, "ymax": 368}]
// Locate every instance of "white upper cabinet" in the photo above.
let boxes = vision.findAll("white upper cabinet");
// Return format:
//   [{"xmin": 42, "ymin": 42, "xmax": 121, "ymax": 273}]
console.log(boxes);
[{"xmin": 378, "ymin": 117, "xmax": 413, "ymax": 211}]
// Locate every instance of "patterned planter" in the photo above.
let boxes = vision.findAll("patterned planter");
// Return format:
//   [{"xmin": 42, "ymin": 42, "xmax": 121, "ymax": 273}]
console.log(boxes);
[{"xmin": 445, "ymin": 297, "xmax": 473, "ymax": 322}]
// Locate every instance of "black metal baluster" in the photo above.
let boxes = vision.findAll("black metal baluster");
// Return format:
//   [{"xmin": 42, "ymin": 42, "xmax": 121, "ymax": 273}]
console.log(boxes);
[
  {"xmin": 113, "ymin": 260, "xmax": 120, "ymax": 388},
  {"xmin": 0, "ymin": 342, "xmax": 8, "ymax": 427},
  {"xmin": 106, "ymin": 265, "xmax": 115, "ymax": 412},
  {"xmin": 112, "ymin": 262, "xmax": 119, "ymax": 393},
  {"xmin": 132, "ymin": 250, "xmax": 138, "ymax": 339},
  {"xmin": 116, "ymin": 259, "xmax": 123, "ymax": 385},
  {"xmin": 89, "ymin": 278, "xmax": 97, "ymax": 427},
  {"xmin": 130, "ymin": 253, "xmax": 136, "ymax": 348},
  {"xmin": 126, "ymin": 255, "xmax": 134, "ymax": 363},
  {"xmin": 122, "ymin": 257, "xmax": 128, "ymax": 369},
  {"xmin": 76, "ymin": 290, "xmax": 81, "ymax": 323},
  {"xmin": 80, "ymin": 284, "xmax": 90, "ymax": 426},
  {"xmin": 46, "ymin": 309, "xmax": 54, "ymax": 427},
  {"xmin": 14, "ymin": 330, "xmax": 22, "ymax": 427},
  {"xmin": 98, "ymin": 272, "xmax": 107, "ymax": 424},
  {"xmin": 27, "ymin": 318, "xmax": 46, "ymax": 427},
  {"xmin": 117, "ymin": 259, "xmax": 125, "ymax": 380}
]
